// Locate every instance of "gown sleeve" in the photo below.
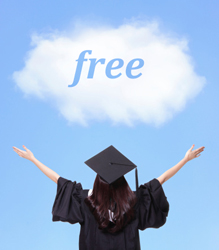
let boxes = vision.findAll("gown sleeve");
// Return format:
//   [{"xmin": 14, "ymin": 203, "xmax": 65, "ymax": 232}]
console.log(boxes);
[
  {"xmin": 138, "ymin": 178, "xmax": 169, "ymax": 231},
  {"xmin": 52, "ymin": 176, "xmax": 84, "ymax": 224}
]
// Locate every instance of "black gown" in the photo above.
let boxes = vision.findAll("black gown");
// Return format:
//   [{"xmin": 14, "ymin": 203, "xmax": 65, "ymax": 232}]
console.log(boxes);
[{"xmin": 52, "ymin": 177, "xmax": 169, "ymax": 250}]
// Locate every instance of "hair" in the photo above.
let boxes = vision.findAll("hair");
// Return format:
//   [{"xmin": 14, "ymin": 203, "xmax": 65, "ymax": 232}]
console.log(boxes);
[{"xmin": 84, "ymin": 174, "xmax": 137, "ymax": 233}]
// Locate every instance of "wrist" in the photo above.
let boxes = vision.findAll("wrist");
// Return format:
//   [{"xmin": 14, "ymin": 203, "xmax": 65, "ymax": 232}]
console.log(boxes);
[
  {"xmin": 30, "ymin": 156, "xmax": 36, "ymax": 162},
  {"xmin": 183, "ymin": 156, "xmax": 189, "ymax": 163}
]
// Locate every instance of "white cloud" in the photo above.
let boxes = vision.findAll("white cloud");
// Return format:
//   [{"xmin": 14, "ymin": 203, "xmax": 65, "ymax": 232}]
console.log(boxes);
[{"xmin": 12, "ymin": 19, "xmax": 206, "ymax": 127}]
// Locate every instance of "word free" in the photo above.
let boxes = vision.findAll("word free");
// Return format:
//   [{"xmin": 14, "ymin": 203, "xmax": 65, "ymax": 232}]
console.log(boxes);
[{"xmin": 68, "ymin": 50, "xmax": 144, "ymax": 87}]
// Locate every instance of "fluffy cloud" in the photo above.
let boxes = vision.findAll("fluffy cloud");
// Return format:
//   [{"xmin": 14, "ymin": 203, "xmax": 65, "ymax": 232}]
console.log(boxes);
[{"xmin": 12, "ymin": 20, "xmax": 206, "ymax": 126}]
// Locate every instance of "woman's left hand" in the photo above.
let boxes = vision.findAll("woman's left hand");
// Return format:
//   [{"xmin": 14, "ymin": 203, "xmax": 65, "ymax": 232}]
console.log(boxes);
[{"xmin": 13, "ymin": 145, "xmax": 35, "ymax": 161}]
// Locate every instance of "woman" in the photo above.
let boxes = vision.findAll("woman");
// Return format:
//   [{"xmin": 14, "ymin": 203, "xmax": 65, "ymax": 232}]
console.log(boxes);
[{"xmin": 12, "ymin": 144, "xmax": 204, "ymax": 250}]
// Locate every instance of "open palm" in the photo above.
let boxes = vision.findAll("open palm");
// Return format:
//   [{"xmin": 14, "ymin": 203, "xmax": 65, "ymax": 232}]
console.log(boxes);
[
  {"xmin": 185, "ymin": 144, "xmax": 205, "ymax": 162},
  {"xmin": 13, "ymin": 145, "xmax": 34, "ymax": 161}
]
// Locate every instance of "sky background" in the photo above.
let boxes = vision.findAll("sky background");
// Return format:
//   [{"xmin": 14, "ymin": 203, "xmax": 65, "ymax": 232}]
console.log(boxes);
[{"xmin": 1, "ymin": 0, "xmax": 219, "ymax": 249}]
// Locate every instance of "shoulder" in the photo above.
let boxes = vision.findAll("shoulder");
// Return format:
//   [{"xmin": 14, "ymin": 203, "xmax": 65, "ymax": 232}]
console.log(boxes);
[
  {"xmin": 138, "ymin": 178, "xmax": 161, "ymax": 190},
  {"xmin": 57, "ymin": 176, "xmax": 83, "ymax": 192}
]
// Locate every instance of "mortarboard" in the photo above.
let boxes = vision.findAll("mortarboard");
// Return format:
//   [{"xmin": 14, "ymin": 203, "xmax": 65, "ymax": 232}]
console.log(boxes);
[{"xmin": 85, "ymin": 145, "xmax": 139, "ymax": 191}]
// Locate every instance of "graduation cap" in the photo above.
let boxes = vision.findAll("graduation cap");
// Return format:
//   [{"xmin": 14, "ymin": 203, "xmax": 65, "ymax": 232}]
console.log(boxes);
[{"xmin": 85, "ymin": 145, "xmax": 139, "ymax": 191}]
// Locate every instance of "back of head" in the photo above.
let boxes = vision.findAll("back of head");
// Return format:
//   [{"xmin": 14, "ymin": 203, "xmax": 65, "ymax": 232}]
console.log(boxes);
[{"xmin": 85, "ymin": 174, "xmax": 137, "ymax": 233}]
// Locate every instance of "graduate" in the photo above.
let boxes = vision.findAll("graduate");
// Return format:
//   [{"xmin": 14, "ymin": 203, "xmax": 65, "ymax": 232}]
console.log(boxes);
[{"xmin": 12, "ymin": 144, "xmax": 204, "ymax": 250}]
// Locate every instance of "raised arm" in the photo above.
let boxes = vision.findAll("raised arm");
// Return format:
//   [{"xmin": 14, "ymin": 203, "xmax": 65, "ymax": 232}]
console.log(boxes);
[
  {"xmin": 156, "ymin": 144, "xmax": 205, "ymax": 185},
  {"xmin": 13, "ymin": 145, "xmax": 60, "ymax": 184}
]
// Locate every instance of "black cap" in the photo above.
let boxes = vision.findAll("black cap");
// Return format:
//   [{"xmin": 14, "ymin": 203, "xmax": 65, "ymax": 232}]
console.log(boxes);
[{"xmin": 85, "ymin": 145, "xmax": 139, "ymax": 190}]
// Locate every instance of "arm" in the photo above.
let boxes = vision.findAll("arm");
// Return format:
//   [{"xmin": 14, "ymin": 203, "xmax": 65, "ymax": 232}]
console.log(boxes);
[
  {"xmin": 13, "ymin": 145, "xmax": 60, "ymax": 184},
  {"xmin": 156, "ymin": 144, "xmax": 205, "ymax": 185}
]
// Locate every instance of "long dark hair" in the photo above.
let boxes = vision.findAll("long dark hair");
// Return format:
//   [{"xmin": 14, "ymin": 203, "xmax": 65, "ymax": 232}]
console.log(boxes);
[{"xmin": 84, "ymin": 174, "xmax": 137, "ymax": 233}]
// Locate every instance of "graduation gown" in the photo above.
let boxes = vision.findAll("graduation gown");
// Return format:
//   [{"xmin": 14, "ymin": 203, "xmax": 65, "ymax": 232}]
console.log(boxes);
[{"xmin": 52, "ymin": 177, "xmax": 169, "ymax": 250}]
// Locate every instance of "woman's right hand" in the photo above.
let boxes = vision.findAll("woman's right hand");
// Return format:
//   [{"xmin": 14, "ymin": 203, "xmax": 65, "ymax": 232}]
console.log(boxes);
[
  {"xmin": 13, "ymin": 145, "xmax": 35, "ymax": 161},
  {"xmin": 184, "ymin": 144, "xmax": 205, "ymax": 162}
]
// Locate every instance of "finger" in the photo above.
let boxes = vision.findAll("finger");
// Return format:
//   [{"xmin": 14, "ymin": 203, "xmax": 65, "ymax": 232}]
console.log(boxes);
[
  {"xmin": 17, "ymin": 151, "xmax": 23, "ymax": 157},
  {"xmin": 13, "ymin": 148, "xmax": 25, "ymax": 154},
  {"xmin": 17, "ymin": 148, "xmax": 25, "ymax": 153},
  {"xmin": 13, "ymin": 146, "xmax": 27, "ymax": 153},
  {"xmin": 196, "ymin": 146, "xmax": 204, "ymax": 151},
  {"xmin": 13, "ymin": 149, "xmax": 25, "ymax": 157},
  {"xmin": 190, "ymin": 144, "xmax": 195, "ymax": 151},
  {"xmin": 13, "ymin": 148, "xmax": 20, "ymax": 153},
  {"xmin": 23, "ymin": 145, "xmax": 28, "ymax": 151},
  {"xmin": 194, "ymin": 147, "xmax": 204, "ymax": 153},
  {"xmin": 196, "ymin": 148, "xmax": 204, "ymax": 154},
  {"xmin": 194, "ymin": 149, "xmax": 201, "ymax": 154},
  {"xmin": 23, "ymin": 145, "xmax": 31, "ymax": 152},
  {"xmin": 199, "ymin": 146, "xmax": 205, "ymax": 150},
  {"xmin": 195, "ymin": 154, "xmax": 201, "ymax": 158},
  {"xmin": 14, "ymin": 149, "xmax": 21, "ymax": 156}
]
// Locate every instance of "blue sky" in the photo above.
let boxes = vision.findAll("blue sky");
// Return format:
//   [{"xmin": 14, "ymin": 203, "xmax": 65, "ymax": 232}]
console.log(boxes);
[{"xmin": 1, "ymin": 0, "xmax": 219, "ymax": 249}]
